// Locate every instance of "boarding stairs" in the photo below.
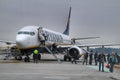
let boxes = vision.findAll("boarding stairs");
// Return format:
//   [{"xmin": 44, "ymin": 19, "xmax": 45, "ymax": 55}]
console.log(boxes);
[{"xmin": 41, "ymin": 45, "xmax": 61, "ymax": 63}]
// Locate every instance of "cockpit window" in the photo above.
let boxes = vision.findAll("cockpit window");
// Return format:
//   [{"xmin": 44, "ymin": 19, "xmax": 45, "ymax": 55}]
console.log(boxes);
[
  {"xmin": 30, "ymin": 32, "xmax": 35, "ymax": 36},
  {"xmin": 18, "ymin": 32, "xmax": 23, "ymax": 34},
  {"xmin": 23, "ymin": 32, "xmax": 29, "ymax": 34},
  {"xmin": 17, "ymin": 31, "xmax": 35, "ymax": 36}
]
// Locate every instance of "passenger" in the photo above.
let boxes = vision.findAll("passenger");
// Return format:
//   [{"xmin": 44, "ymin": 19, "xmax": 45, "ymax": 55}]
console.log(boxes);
[
  {"xmin": 89, "ymin": 50, "xmax": 93, "ymax": 65},
  {"xmin": 71, "ymin": 50, "xmax": 78, "ymax": 64},
  {"xmin": 41, "ymin": 33, "xmax": 46, "ymax": 45},
  {"xmin": 83, "ymin": 52, "xmax": 88, "ymax": 65},
  {"xmin": 24, "ymin": 54, "xmax": 30, "ymax": 62},
  {"xmin": 38, "ymin": 54, "xmax": 41, "ymax": 60},
  {"xmin": 94, "ymin": 51, "xmax": 98, "ymax": 65},
  {"xmin": 26, "ymin": 55, "xmax": 30, "ymax": 62},
  {"xmin": 118, "ymin": 55, "xmax": 120, "ymax": 65},
  {"xmin": 115, "ymin": 52, "xmax": 120, "ymax": 65},
  {"xmin": 38, "ymin": 27, "xmax": 45, "ymax": 46},
  {"xmin": 98, "ymin": 52, "xmax": 106, "ymax": 72},
  {"xmin": 52, "ymin": 43, "xmax": 58, "ymax": 53},
  {"xmin": 43, "ymin": 33, "xmax": 48, "ymax": 41},
  {"xmin": 71, "ymin": 56, "xmax": 77, "ymax": 64},
  {"xmin": 33, "ymin": 49, "xmax": 39, "ymax": 63},
  {"xmin": 108, "ymin": 52, "xmax": 118, "ymax": 72},
  {"xmin": 107, "ymin": 53, "xmax": 110, "ymax": 63}
]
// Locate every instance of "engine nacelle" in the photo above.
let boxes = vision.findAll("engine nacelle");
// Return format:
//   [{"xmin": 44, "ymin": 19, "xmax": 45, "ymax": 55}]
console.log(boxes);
[{"xmin": 68, "ymin": 46, "xmax": 85, "ymax": 59}]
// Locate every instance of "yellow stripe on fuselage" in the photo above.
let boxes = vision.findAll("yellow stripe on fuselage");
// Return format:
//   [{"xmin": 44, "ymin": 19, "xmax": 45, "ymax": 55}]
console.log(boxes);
[{"xmin": 18, "ymin": 43, "xmax": 72, "ymax": 50}]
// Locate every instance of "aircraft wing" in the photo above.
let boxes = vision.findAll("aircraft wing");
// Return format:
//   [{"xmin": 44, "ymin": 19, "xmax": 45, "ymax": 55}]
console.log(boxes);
[
  {"xmin": 0, "ymin": 40, "xmax": 16, "ymax": 45},
  {"xmin": 71, "ymin": 37, "xmax": 100, "ymax": 40},
  {"xmin": 77, "ymin": 44, "xmax": 120, "ymax": 47},
  {"xmin": 57, "ymin": 43, "xmax": 120, "ymax": 49},
  {"xmin": 71, "ymin": 37, "xmax": 100, "ymax": 44}
]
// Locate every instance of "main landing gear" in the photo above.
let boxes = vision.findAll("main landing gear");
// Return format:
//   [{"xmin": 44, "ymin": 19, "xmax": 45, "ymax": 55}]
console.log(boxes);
[
  {"xmin": 24, "ymin": 56, "xmax": 30, "ymax": 62},
  {"xmin": 64, "ymin": 55, "xmax": 71, "ymax": 61}
]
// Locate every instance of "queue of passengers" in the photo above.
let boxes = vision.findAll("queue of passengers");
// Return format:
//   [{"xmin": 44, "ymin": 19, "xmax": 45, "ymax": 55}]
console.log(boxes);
[{"xmin": 82, "ymin": 50, "xmax": 120, "ymax": 73}]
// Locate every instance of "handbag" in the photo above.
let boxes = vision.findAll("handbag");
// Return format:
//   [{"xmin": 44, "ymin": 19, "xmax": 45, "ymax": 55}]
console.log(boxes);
[{"xmin": 106, "ymin": 64, "xmax": 110, "ymax": 68}]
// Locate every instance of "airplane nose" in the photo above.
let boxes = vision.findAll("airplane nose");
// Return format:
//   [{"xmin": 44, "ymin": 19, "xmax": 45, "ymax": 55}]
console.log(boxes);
[{"xmin": 16, "ymin": 35, "xmax": 28, "ymax": 48}]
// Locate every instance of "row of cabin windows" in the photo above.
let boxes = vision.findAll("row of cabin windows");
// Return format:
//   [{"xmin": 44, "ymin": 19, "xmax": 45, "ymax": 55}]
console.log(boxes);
[
  {"xmin": 17, "ymin": 31, "xmax": 35, "ymax": 36},
  {"xmin": 43, "ymin": 30, "xmax": 63, "ymax": 42}
]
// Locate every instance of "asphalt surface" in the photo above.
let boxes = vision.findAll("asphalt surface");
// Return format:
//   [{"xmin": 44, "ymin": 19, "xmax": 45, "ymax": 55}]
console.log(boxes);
[{"xmin": 0, "ymin": 61, "xmax": 120, "ymax": 80}]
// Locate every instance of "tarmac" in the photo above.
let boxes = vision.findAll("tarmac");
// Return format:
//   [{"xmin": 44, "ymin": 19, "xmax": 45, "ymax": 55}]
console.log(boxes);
[{"xmin": 0, "ymin": 61, "xmax": 120, "ymax": 80}]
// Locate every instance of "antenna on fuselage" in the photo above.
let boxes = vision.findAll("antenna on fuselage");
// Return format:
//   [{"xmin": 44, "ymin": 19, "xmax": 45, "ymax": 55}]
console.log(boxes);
[{"xmin": 63, "ymin": 7, "xmax": 71, "ymax": 36}]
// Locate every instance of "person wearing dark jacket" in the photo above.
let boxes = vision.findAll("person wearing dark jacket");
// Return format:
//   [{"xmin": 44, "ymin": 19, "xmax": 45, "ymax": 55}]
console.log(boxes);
[
  {"xmin": 71, "ymin": 50, "xmax": 78, "ymax": 64},
  {"xmin": 52, "ymin": 43, "xmax": 58, "ymax": 53},
  {"xmin": 108, "ymin": 52, "xmax": 118, "ymax": 72},
  {"xmin": 98, "ymin": 52, "xmax": 106, "ymax": 72},
  {"xmin": 107, "ymin": 53, "xmax": 110, "ymax": 63},
  {"xmin": 89, "ymin": 50, "xmax": 93, "ymax": 65},
  {"xmin": 71, "ymin": 56, "xmax": 77, "ymax": 64},
  {"xmin": 33, "ymin": 49, "xmax": 39, "ymax": 63},
  {"xmin": 94, "ymin": 51, "xmax": 98, "ymax": 65},
  {"xmin": 83, "ymin": 52, "xmax": 88, "ymax": 65},
  {"xmin": 115, "ymin": 53, "xmax": 119, "ymax": 65}
]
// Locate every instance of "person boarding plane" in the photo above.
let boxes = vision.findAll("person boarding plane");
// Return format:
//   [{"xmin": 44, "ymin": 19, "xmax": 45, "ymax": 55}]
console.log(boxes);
[{"xmin": 0, "ymin": 7, "xmax": 99, "ymax": 62}]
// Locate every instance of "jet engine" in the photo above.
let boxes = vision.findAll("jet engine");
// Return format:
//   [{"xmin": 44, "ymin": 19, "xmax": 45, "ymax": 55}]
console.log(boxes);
[{"xmin": 64, "ymin": 46, "xmax": 86, "ymax": 61}]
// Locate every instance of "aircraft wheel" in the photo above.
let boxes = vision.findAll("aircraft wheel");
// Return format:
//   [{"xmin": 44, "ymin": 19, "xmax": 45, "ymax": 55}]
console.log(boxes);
[
  {"xmin": 69, "ymin": 58, "xmax": 71, "ymax": 61},
  {"xmin": 16, "ymin": 56, "xmax": 22, "ymax": 60},
  {"xmin": 24, "ymin": 56, "xmax": 30, "ymax": 62}
]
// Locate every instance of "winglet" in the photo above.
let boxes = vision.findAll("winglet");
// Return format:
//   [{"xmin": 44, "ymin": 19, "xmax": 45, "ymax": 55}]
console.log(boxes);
[{"xmin": 63, "ymin": 7, "xmax": 71, "ymax": 35}]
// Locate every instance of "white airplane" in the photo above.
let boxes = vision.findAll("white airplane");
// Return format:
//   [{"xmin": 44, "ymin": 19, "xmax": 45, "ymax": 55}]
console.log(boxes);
[
  {"xmin": 16, "ymin": 26, "xmax": 71, "ymax": 49},
  {"xmin": 0, "ymin": 7, "xmax": 100, "ymax": 61}
]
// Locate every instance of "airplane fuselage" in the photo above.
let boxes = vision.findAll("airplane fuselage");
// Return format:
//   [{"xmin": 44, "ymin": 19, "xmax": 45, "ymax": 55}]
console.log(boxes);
[{"xmin": 16, "ymin": 26, "xmax": 71, "ymax": 49}]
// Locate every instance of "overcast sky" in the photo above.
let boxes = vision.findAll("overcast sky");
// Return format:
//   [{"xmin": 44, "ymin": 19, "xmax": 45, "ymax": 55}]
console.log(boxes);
[{"xmin": 0, "ymin": 0, "xmax": 120, "ymax": 47}]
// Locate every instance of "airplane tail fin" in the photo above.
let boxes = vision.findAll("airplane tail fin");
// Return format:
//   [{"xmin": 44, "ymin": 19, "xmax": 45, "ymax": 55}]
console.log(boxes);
[{"xmin": 63, "ymin": 7, "xmax": 71, "ymax": 35}]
